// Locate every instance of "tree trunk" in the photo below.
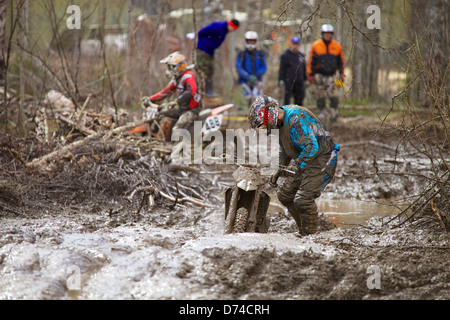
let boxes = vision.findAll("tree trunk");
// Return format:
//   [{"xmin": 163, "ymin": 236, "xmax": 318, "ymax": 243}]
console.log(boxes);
[
  {"xmin": 0, "ymin": 2, "xmax": 6, "ymax": 86},
  {"xmin": 201, "ymin": 0, "xmax": 223, "ymax": 28},
  {"xmin": 351, "ymin": 0, "xmax": 380, "ymax": 101},
  {"xmin": 18, "ymin": 0, "xmax": 29, "ymax": 135},
  {"xmin": 409, "ymin": 0, "xmax": 449, "ymax": 107},
  {"xmin": 246, "ymin": 0, "xmax": 262, "ymax": 34}
]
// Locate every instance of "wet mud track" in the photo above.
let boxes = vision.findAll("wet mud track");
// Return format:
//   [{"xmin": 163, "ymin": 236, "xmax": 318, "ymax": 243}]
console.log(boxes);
[{"xmin": 0, "ymin": 117, "xmax": 449, "ymax": 300}]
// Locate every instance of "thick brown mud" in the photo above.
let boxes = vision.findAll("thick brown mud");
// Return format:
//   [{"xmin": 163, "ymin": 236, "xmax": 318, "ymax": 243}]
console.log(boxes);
[{"xmin": 0, "ymin": 115, "xmax": 448, "ymax": 300}]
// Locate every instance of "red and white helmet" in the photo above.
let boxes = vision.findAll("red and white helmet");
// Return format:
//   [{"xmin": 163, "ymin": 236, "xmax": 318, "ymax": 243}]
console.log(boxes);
[{"xmin": 248, "ymin": 96, "xmax": 279, "ymax": 130}]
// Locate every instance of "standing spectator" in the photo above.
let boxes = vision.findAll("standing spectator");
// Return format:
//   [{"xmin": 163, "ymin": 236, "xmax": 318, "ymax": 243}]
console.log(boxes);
[
  {"xmin": 196, "ymin": 19, "xmax": 240, "ymax": 97},
  {"xmin": 278, "ymin": 36, "xmax": 307, "ymax": 106},
  {"xmin": 307, "ymin": 24, "xmax": 345, "ymax": 122},
  {"xmin": 235, "ymin": 31, "xmax": 267, "ymax": 107}
]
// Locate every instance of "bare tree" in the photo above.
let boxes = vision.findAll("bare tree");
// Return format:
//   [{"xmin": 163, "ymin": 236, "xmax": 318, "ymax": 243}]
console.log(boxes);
[
  {"xmin": 1, "ymin": 0, "xmax": 26, "ymax": 131},
  {"xmin": 201, "ymin": 0, "xmax": 222, "ymax": 28},
  {"xmin": 0, "ymin": 2, "xmax": 6, "ymax": 86},
  {"xmin": 246, "ymin": 0, "xmax": 263, "ymax": 34},
  {"xmin": 350, "ymin": 0, "xmax": 380, "ymax": 101},
  {"xmin": 409, "ymin": 0, "xmax": 449, "ymax": 108}
]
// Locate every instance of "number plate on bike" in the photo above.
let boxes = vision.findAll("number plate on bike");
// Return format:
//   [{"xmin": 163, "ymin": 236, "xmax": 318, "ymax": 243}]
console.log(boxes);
[
  {"xmin": 202, "ymin": 115, "xmax": 223, "ymax": 133},
  {"xmin": 144, "ymin": 107, "xmax": 158, "ymax": 121}
]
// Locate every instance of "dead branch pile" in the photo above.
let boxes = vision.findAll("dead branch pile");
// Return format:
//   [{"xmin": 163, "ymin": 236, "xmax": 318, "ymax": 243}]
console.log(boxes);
[
  {"xmin": 0, "ymin": 118, "xmax": 224, "ymax": 218},
  {"xmin": 34, "ymin": 91, "xmax": 129, "ymax": 143},
  {"xmin": 1, "ymin": 88, "xmax": 227, "ymax": 217}
]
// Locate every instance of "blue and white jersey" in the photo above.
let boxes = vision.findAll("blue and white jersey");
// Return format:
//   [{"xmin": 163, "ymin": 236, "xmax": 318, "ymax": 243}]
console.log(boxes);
[{"xmin": 279, "ymin": 106, "xmax": 340, "ymax": 169}]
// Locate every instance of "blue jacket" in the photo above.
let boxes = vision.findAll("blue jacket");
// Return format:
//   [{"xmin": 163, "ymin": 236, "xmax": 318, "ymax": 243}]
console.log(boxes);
[
  {"xmin": 197, "ymin": 21, "xmax": 229, "ymax": 56},
  {"xmin": 235, "ymin": 49, "xmax": 267, "ymax": 84},
  {"xmin": 279, "ymin": 106, "xmax": 340, "ymax": 169}
]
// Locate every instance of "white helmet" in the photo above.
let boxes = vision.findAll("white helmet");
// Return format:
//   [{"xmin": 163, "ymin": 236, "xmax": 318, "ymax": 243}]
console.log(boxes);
[
  {"xmin": 244, "ymin": 31, "xmax": 258, "ymax": 51},
  {"xmin": 321, "ymin": 24, "xmax": 334, "ymax": 33}
]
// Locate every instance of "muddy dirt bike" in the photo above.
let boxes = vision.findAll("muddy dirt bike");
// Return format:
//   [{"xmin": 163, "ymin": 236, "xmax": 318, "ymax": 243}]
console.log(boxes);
[
  {"xmin": 224, "ymin": 166, "xmax": 271, "ymax": 234},
  {"xmin": 224, "ymin": 166, "xmax": 298, "ymax": 234},
  {"xmin": 130, "ymin": 100, "xmax": 234, "ymax": 142}
]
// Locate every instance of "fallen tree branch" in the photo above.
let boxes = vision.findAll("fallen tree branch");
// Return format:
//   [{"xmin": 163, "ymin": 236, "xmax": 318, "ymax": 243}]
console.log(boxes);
[
  {"xmin": 431, "ymin": 199, "xmax": 446, "ymax": 230},
  {"xmin": 9, "ymin": 147, "xmax": 27, "ymax": 166},
  {"xmin": 56, "ymin": 112, "xmax": 96, "ymax": 136},
  {"xmin": 159, "ymin": 190, "xmax": 212, "ymax": 208},
  {"xmin": 168, "ymin": 164, "xmax": 201, "ymax": 174},
  {"xmin": 0, "ymin": 204, "xmax": 25, "ymax": 217},
  {"xmin": 27, "ymin": 119, "xmax": 154, "ymax": 170},
  {"xmin": 126, "ymin": 183, "xmax": 211, "ymax": 209}
]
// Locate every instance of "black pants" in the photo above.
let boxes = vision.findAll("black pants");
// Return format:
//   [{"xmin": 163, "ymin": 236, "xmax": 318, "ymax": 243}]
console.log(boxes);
[{"xmin": 283, "ymin": 81, "xmax": 305, "ymax": 106}]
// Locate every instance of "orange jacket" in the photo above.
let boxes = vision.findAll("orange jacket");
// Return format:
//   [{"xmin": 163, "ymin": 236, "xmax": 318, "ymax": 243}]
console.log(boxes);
[{"xmin": 307, "ymin": 39, "xmax": 345, "ymax": 76}]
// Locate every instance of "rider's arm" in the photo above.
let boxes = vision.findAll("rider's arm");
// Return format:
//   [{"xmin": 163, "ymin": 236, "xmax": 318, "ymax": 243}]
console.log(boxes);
[
  {"xmin": 150, "ymin": 80, "xmax": 176, "ymax": 102},
  {"xmin": 306, "ymin": 44, "xmax": 316, "ymax": 76},
  {"xmin": 290, "ymin": 120, "xmax": 319, "ymax": 170},
  {"xmin": 176, "ymin": 73, "xmax": 197, "ymax": 110},
  {"xmin": 176, "ymin": 82, "xmax": 194, "ymax": 110},
  {"xmin": 279, "ymin": 141, "xmax": 291, "ymax": 168}
]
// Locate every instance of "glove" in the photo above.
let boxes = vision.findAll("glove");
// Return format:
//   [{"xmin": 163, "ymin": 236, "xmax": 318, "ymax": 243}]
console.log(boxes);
[
  {"xmin": 167, "ymin": 100, "xmax": 179, "ymax": 109},
  {"xmin": 248, "ymin": 75, "xmax": 257, "ymax": 86},
  {"xmin": 140, "ymin": 96, "xmax": 151, "ymax": 107},
  {"xmin": 159, "ymin": 101, "xmax": 179, "ymax": 117},
  {"xmin": 307, "ymin": 74, "xmax": 314, "ymax": 85},
  {"xmin": 269, "ymin": 170, "xmax": 281, "ymax": 188}
]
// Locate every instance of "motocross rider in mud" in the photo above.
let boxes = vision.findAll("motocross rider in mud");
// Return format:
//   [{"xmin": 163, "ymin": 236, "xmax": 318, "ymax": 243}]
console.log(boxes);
[
  {"xmin": 142, "ymin": 52, "xmax": 201, "ymax": 137},
  {"xmin": 248, "ymin": 96, "xmax": 340, "ymax": 235}
]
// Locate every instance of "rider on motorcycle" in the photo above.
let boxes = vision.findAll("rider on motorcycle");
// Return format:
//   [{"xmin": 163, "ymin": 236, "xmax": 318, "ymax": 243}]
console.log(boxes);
[{"xmin": 142, "ymin": 52, "xmax": 201, "ymax": 138}]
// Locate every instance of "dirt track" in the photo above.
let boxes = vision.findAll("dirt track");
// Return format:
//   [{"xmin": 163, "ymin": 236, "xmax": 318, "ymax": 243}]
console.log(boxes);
[{"xmin": 0, "ymin": 114, "xmax": 448, "ymax": 300}]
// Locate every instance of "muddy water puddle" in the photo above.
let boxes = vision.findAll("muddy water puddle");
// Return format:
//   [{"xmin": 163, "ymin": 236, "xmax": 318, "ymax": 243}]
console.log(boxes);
[
  {"xmin": 318, "ymin": 199, "xmax": 403, "ymax": 228},
  {"xmin": 268, "ymin": 196, "xmax": 403, "ymax": 229}
]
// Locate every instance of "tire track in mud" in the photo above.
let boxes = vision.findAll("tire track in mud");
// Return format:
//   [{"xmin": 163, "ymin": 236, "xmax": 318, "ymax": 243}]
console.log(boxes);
[{"xmin": 0, "ymin": 198, "xmax": 448, "ymax": 299}]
